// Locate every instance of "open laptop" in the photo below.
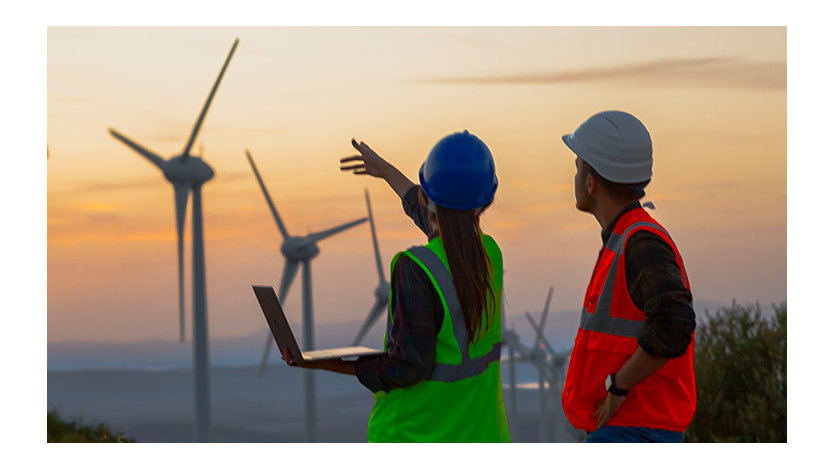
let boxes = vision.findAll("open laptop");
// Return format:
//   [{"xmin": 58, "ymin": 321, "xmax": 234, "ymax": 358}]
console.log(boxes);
[{"xmin": 253, "ymin": 285, "xmax": 385, "ymax": 362}]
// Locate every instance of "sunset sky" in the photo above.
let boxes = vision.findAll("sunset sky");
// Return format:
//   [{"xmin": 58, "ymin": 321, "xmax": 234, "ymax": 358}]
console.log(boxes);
[
  {"xmin": 46, "ymin": 26, "xmax": 787, "ymax": 345},
  {"xmin": 0, "ymin": 0, "xmax": 823, "ymax": 460}
]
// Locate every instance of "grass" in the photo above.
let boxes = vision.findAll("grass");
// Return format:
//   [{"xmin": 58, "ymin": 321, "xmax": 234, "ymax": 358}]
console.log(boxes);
[{"xmin": 47, "ymin": 410, "xmax": 135, "ymax": 443}]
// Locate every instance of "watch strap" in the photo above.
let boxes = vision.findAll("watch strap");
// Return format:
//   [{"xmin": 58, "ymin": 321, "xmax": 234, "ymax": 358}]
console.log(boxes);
[{"xmin": 606, "ymin": 373, "xmax": 629, "ymax": 397}]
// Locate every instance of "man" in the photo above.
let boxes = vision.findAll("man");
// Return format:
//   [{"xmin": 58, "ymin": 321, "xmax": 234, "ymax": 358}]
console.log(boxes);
[{"xmin": 560, "ymin": 110, "xmax": 697, "ymax": 443}]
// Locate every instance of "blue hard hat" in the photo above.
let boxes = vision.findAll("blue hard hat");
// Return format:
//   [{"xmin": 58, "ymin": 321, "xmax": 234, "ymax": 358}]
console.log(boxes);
[{"xmin": 419, "ymin": 130, "xmax": 498, "ymax": 211}]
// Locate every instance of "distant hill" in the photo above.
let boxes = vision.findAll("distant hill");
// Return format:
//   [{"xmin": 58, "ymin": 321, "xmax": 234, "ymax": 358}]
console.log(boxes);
[{"xmin": 47, "ymin": 299, "xmax": 731, "ymax": 371}]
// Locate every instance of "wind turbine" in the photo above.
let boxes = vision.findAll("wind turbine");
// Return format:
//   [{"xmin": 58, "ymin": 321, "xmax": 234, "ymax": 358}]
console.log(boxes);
[
  {"xmin": 245, "ymin": 149, "xmax": 367, "ymax": 442},
  {"xmin": 107, "ymin": 38, "xmax": 239, "ymax": 443},
  {"xmin": 524, "ymin": 286, "xmax": 555, "ymax": 442},
  {"xmin": 501, "ymin": 282, "xmax": 525, "ymax": 440},
  {"xmin": 352, "ymin": 188, "xmax": 390, "ymax": 346},
  {"xmin": 524, "ymin": 295, "xmax": 575, "ymax": 442},
  {"xmin": 525, "ymin": 307, "xmax": 571, "ymax": 388}
]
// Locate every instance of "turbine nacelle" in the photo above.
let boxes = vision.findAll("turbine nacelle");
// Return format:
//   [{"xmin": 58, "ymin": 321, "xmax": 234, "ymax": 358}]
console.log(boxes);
[
  {"xmin": 281, "ymin": 236, "xmax": 321, "ymax": 262},
  {"xmin": 374, "ymin": 282, "xmax": 390, "ymax": 302},
  {"xmin": 530, "ymin": 347, "xmax": 547, "ymax": 362},
  {"xmin": 503, "ymin": 329, "xmax": 520, "ymax": 344},
  {"xmin": 163, "ymin": 154, "xmax": 215, "ymax": 186}
]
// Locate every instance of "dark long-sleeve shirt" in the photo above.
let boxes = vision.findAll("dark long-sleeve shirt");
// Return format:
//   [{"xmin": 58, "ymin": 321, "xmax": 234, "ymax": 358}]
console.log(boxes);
[
  {"xmin": 602, "ymin": 201, "xmax": 696, "ymax": 358},
  {"xmin": 355, "ymin": 186, "xmax": 442, "ymax": 393}
]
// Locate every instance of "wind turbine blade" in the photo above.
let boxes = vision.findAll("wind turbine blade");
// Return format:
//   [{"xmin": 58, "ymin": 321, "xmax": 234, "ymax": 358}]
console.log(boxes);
[
  {"xmin": 182, "ymin": 38, "xmax": 239, "ymax": 157},
  {"xmin": 525, "ymin": 311, "xmax": 546, "ymax": 353},
  {"xmin": 245, "ymin": 150, "xmax": 290, "ymax": 239},
  {"xmin": 174, "ymin": 183, "xmax": 190, "ymax": 343},
  {"xmin": 541, "ymin": 286, "xmax": 553, "ymax": 325},
  {"xmin": 258, "ymin": 332, "xmax": 273, "ymax": 378},
  {"xmin": 308, "ymin": 217, "xmax": 368, "ymax": 243},
  {"xmin": 365, "ymin": 189, "xmax": 385, "ymax": 282},
  {"xmin": 352, "ymin": 299, "xmax": 387, "ymax": 346},
  {"xmin": 533, "ymin": 287, "xmax": 554, "ymax": 350},
  {"xmin": 108, "ymin": 128, "xmax": 165, "ymax": 169},
  {"xmin": 278, "ymin": 261, "xmax": 300, "ymax": 304}
]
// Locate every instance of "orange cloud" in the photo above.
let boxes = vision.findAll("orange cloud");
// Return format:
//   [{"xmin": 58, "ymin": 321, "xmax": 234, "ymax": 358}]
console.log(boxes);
[{"xmin": 419, "ymin": 57, "xmax": 786, "ymax": 91}]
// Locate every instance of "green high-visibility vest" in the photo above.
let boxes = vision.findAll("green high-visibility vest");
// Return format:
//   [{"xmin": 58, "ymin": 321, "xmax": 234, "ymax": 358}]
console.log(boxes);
[{"xmin": 367, "ymin": 233, "xmax": 511, "ymax": 442}]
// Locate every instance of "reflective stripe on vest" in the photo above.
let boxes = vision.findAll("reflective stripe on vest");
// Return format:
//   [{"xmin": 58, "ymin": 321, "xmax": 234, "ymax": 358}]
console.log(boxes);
[
  {"xmin": 579, "ymin": 221, "xmax": 681, "ymax": 338},
  {"xmin": 405, "ymin": 245, "xmax": 503, "ymax": 383}
]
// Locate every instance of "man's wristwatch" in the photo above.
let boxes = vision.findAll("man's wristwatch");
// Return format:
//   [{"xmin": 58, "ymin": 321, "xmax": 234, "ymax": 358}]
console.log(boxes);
[{"xmin": 605, "ymin": 373, "xmax": 629, "ymax": 397}]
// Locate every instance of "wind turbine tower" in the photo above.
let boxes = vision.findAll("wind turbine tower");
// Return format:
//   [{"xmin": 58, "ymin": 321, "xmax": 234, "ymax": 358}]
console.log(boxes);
[
  {"xmin": 352, "ymin": 189, "xmax": 390, "ymax": 346},
  {"xmin": 500, "ymin": 277, "xmax": 522, "ymax": 438},
  {"xmin": 522, "ymin": 286, "xmax": 555, "ymax": 441},
  {"xmin": 108, "ymin": 38, "xmax": 239, "ymax": 443},
  {"xmin": 246, "ymin": 150, "xmax": 367, "ymax": 442}
]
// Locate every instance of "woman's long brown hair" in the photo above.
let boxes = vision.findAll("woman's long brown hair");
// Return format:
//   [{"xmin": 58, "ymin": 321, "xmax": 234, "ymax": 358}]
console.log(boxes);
[{"xmin": 430, "ymin": 197, "xmax": 496, "ymax": 343}]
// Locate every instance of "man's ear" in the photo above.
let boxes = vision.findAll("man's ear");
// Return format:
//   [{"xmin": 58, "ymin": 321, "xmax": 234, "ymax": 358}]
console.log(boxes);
[{"xmin": 585, "ymin": 171, "xmax": 598, "ymax": 196}]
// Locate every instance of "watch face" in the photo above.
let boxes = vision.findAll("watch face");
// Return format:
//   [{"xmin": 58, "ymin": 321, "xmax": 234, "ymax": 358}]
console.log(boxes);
[{"xmin": 605, "ymin": 374, "xmax": 612, "ymax": 391}]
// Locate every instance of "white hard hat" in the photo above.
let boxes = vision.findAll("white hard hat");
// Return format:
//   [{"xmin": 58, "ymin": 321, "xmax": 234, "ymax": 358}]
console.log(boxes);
[{"xmin": 562, "ymin": 110, "xmax": 653, "ymax": 184}]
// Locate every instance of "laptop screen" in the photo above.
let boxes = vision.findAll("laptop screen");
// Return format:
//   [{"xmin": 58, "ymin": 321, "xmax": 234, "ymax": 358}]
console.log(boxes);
[{"xmin": 252, "ymin": 285, "xmax": 304, "ymax": 361}]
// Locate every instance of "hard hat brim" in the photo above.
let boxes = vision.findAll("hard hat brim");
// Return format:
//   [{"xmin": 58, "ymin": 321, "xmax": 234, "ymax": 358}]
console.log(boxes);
[
  {"xmin": 561, "ymin": 111, "xmax": 654, "ymax": 184},
  {"xmin": 561, "ymin": 133, "xmax": 577, "ymax": 155}
]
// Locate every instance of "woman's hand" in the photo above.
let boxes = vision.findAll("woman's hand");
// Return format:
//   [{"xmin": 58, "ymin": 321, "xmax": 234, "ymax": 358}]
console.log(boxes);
[
  {"xmin": 280, "ymin": 346, "xmax": 300, "ymax": 367},
  {"xmin": 340, "ymin": 139, "xmax": 415, "ymax": 199},
  {"xmin": 340, "ymin": 139, "xmax": 389, "ymax": 178},
  {"xmin": 279, "ymin": 346, "xmax": 356, "ymax": 376}
]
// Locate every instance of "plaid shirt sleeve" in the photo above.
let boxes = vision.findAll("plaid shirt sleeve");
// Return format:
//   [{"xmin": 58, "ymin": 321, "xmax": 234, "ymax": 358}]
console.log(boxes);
[
  {"xmin": 625, "ymin": 230, "xmax": 697, "ymax": 358},
  {"xmin": 355, "ymin": 255, "xmax": 443, "ymax": 393}
]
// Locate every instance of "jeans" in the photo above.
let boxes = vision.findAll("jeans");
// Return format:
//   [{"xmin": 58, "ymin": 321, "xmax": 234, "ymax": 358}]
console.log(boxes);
[{"xmin": 585, "ymin": 426, "xmax": 685, "ymax": 443}]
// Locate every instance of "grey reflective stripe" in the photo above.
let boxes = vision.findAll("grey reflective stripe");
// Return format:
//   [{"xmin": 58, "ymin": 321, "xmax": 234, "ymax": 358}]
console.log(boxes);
[
  {"xmin": 406, "ymin": 246, "xmax": 469, "ymax": 354},
  {"xmin": 430, "ymin": 342, "xmax": 502, "ymax": 383},
  {"xmin": 580, "ymin": 307, "xmax": 644, "ymax": 338},
  {"xmin": 605, "ymin": 221, "xmax": 669, "ymax": 253},
  {"xmin": 580, "ymin": 221, "xmax": 668, "ymax": 338},
  {"xmin": 405, "ymin": 245, "xmax": 502, "ymax": 383}
]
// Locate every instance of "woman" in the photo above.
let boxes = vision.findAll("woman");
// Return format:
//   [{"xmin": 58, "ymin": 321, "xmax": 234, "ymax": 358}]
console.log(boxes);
[{"xmin": 282, "ymin": 131, "xmax": 510, "ymax": 442}]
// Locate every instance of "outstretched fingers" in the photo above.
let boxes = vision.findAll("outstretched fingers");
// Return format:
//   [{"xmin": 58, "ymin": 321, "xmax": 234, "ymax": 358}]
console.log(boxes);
[{"xmin": 340, "ymin": 156, "xmax": 367, "ymax": 174}]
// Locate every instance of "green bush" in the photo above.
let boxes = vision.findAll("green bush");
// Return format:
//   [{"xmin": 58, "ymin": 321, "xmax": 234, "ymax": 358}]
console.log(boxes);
[
  {"xmin": 685, "ymin": 300, "xmax": 786, "ymax": 442},
  {"xmin": 47, "ymin": 410, "xmax": 135, "ymax": 443}
]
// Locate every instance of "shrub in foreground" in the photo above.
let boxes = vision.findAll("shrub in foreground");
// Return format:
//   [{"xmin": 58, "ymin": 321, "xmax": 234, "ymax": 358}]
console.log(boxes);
[
  {"xmin": 686, "ymin": 300, "xmax": 787, "ymax": 442},
  {"xmin": 47, "ymin": 410, "xmax": 134, "ymax": 443}
]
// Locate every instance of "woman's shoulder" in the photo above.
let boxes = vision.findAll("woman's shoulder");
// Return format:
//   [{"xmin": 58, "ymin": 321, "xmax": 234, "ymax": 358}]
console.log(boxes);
[
  {"xmin": 392, "ymin": 248, "xmax": 427, "ymax": 276},
  {"xmin": 480, "ymin": 232, "xmax": 502, "ymax": 254}
]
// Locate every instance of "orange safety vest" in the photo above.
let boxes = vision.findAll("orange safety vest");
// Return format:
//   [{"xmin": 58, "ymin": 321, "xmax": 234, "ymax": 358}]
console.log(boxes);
[{"xmin": 561, "ymin": 207, "xmax": 696, "ymax": 433}]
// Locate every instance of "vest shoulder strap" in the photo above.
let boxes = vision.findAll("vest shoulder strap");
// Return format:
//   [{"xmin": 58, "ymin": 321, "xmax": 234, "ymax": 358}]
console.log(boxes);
[
  {"xmin": 405, "ymin": 245, "xmax": 469, "ymax": 353},
  {"xmin": 581, "ymin": 220, "xmax": 669, "ymax": 338},
  {"xmin": 606, "ymin": 221, "xmax": 670, "ymax": 254}
]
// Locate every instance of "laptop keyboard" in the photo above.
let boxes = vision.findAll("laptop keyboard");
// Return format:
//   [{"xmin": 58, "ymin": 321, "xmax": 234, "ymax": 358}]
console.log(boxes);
[{"xmin": 303, "ymin": 348, "xmax": 352, "ymax": 359}]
